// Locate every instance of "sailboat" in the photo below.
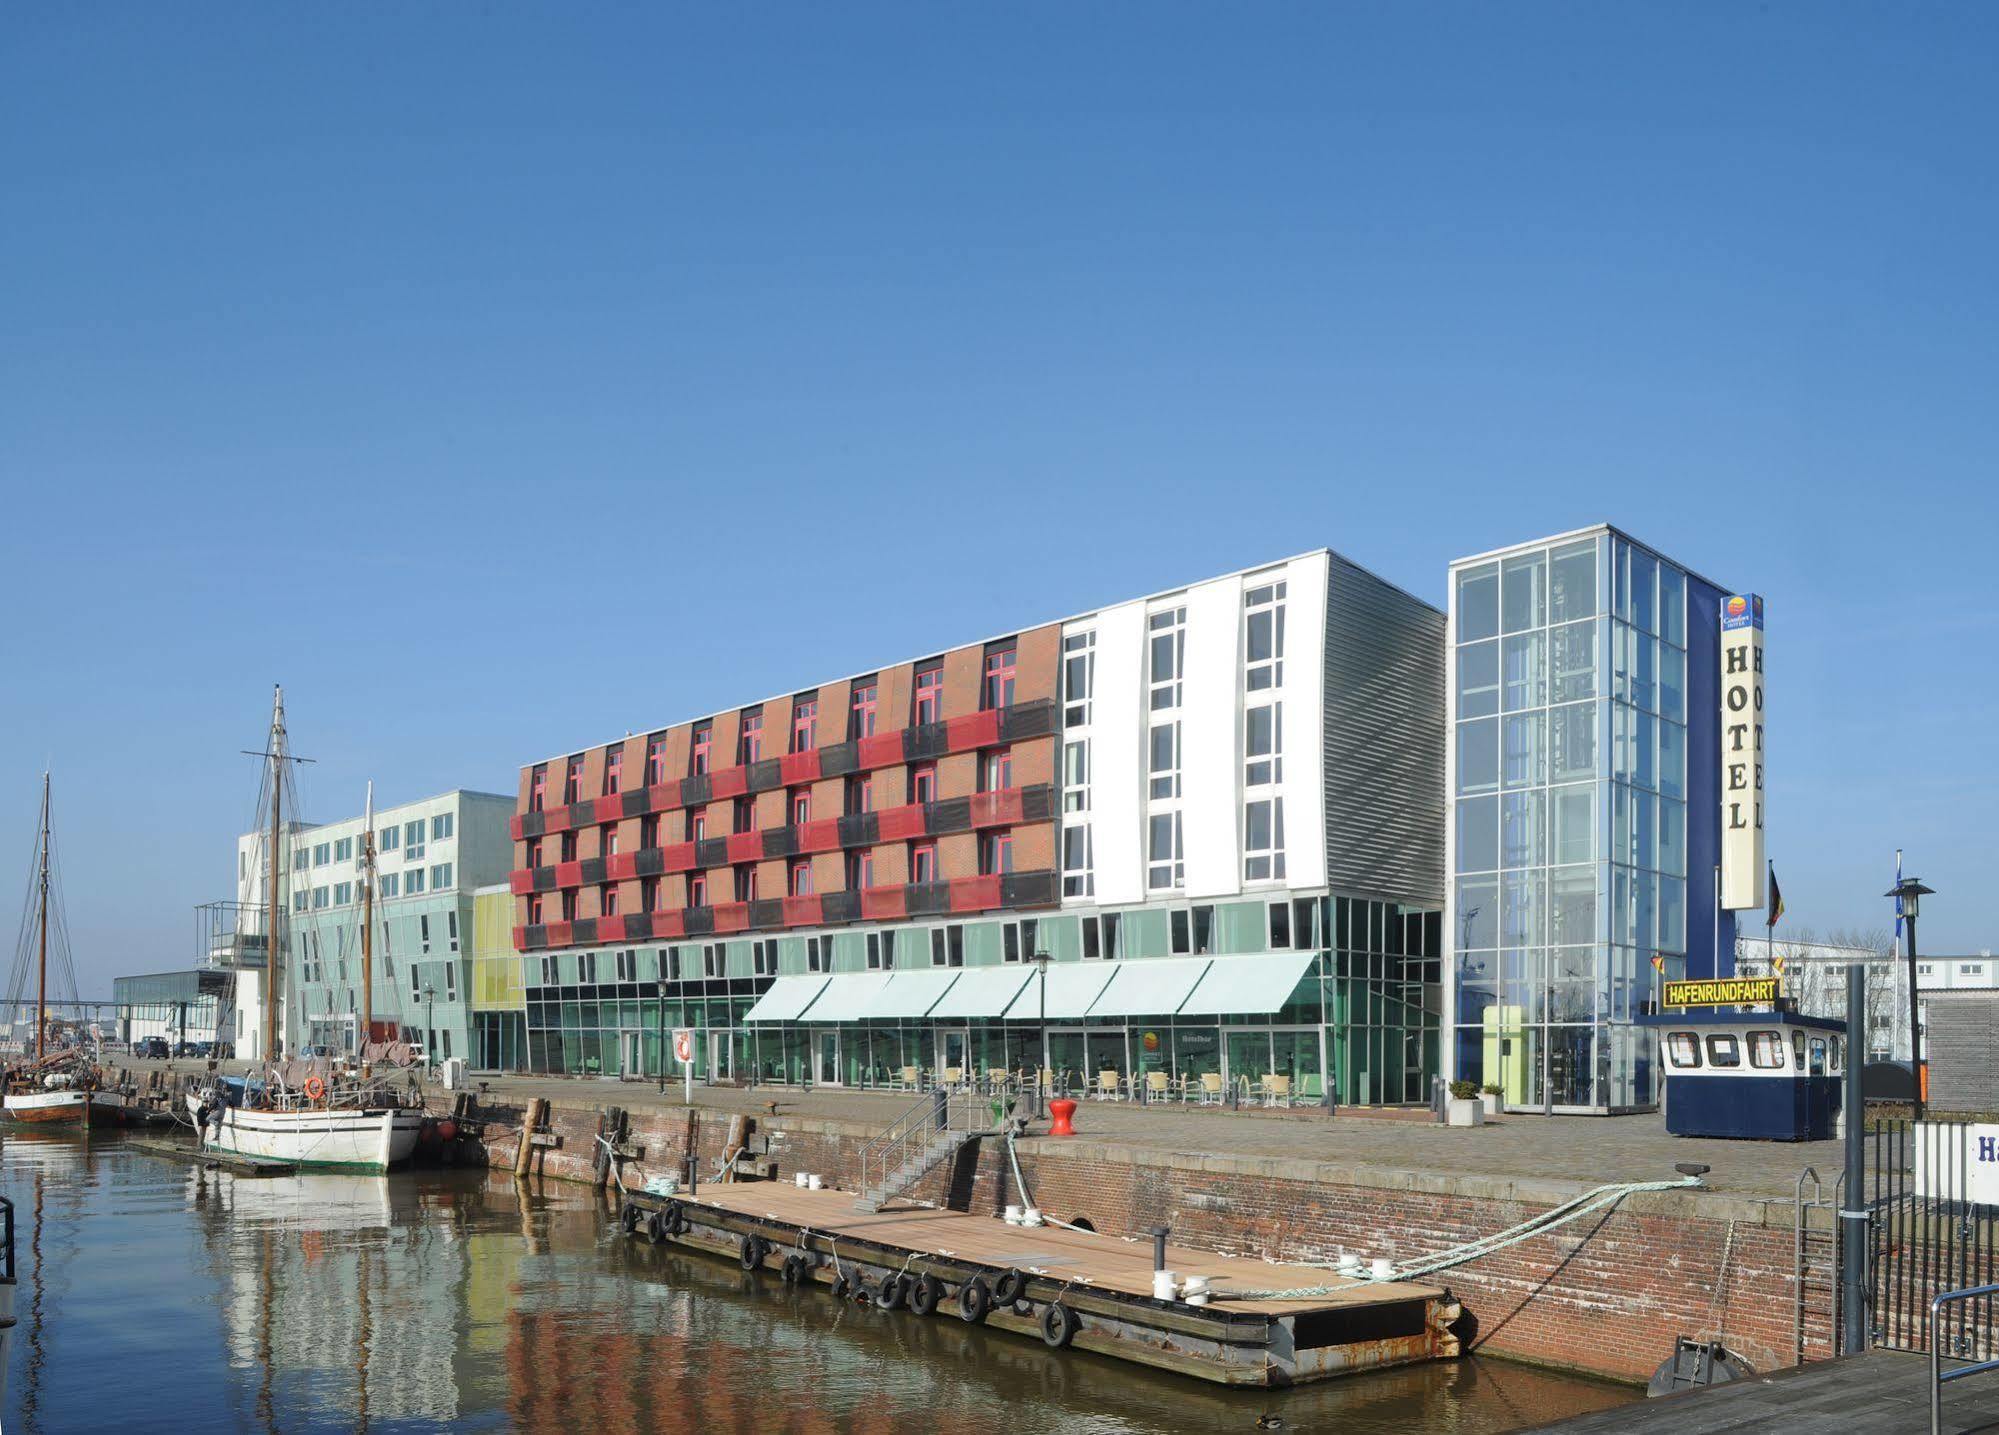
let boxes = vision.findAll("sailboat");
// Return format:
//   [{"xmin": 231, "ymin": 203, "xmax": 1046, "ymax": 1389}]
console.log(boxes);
[
  {"xmin": 194, "ymin": 688, "xmax": 424, "ymax": 1171},
  {"xmin": 1, "ymin": 775, "xmax": 132, "ymax": 1126}
]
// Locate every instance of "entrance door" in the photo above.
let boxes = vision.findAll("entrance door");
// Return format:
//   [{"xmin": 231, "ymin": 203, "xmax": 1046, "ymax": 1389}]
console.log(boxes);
[
  {"xmin": 1045, "ymin": 1028, "xmax": 1088, "ymax": 1096},
  {"xmin": 814, "ymin": 1029, "xmax": 841, "ymax": 1086},
  {"xmin": 938, "ymin": 1027, "xmax": 970, "ymax": 1082},
  {"xmin": 707, "ymin": 1030, "xmax": 731, "ymax": 1083},
  {"xmin": 1084, "ymin": 1031, "xmax": 1129, "ymax": 1095},
  {"xmin": 620, "ymin": 1030, "xmax": 643, "ymax": 1077}
]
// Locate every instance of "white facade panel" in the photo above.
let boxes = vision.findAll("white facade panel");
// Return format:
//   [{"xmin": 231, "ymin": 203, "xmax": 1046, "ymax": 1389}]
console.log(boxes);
[
  {"xmin": 1280, "ymin": 552, "xmax": 1330, "ymax": 891},
  {"xmin": 1182, "ymin": 575, "xmax": 1243, "ymax": 899},
  {"xmin": 1085, "ymin": 601, "xmax": 1147, "ymax": 907}
]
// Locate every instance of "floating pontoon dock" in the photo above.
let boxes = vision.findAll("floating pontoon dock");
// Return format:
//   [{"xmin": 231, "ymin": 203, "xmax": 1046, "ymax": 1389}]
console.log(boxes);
[{"xmin": 621, "ymin": 1182, "xmax": 1460, "ymax": 1387}]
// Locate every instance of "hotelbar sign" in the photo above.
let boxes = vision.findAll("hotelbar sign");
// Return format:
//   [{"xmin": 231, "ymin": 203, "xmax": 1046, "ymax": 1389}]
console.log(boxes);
[{"xmin": 1720, "ymin": 594, "xmax": 1766, "ymax": 910}]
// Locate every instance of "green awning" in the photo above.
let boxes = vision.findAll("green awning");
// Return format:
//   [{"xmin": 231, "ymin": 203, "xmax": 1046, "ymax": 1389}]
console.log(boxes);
[
  {"xmin": 1085, "ymin": 957, "xmax": 1215, "ymax": 1018},
  {"xmin": 1001, "ymin": 963, "xmax": 1115, "ymax": 1021},
  {"xmin": 1175, "ymin": 952, "xmax": 1316, "ymax": 1016},
  {"xmin": 794, "ymin": 972, "xmax": 895, "ymax": 1023},
  {"xmin": 854, "ymin": 969, "xmax": 963, "ymax": 1019},
  {"xmin": 742, "ymin": 974, "xmax": 829, "ymax": 1023},
  {"xmin": 927, "ymin": 965, "xmax": 1035, "ymax": 1020}
]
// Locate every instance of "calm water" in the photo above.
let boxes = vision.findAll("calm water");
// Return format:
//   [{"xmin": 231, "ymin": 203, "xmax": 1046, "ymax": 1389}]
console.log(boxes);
[{"xmin": 0, "ymin": 1131, "xmax": 1637, "ymax": 1433}]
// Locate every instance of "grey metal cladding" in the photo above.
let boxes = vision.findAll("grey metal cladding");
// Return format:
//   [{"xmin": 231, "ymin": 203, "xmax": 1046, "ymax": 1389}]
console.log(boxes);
[
  {"xmin": 1927, "ymin": 992, "xmax": 1999, "ymax": 1114},
  {"xmin": 1322, "ymin": 553, "xmax": 1446, "ymax": 909}
]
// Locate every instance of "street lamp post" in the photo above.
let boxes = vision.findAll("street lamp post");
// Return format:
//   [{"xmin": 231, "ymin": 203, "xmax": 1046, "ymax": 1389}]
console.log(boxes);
[
  {"xmin": 1030, "ymin": 948, "xmax": 1052, "ymax": 1119},
  {"xmin": 1886, "ymin": 876, "xmax": 1936, "ymax": 1122}
]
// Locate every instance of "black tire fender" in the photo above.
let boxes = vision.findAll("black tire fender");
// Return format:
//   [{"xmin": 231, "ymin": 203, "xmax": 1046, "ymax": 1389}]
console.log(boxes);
[
  {"xmin": 643, "ymin": 1212, "xmax": 667, "ymax": 1244},
  {"xmin": 957, "ymin": 1277, "xmax": 992, "ymax": 1324},
  {"xmin": 781, "ymin": 1254, "xmax": 806, "ymax": 1285},
  {"xmin": 875, "ymin": 1274, "xmax": 908, "ymax": 1310},
  {"xmin": 908, "ymin": 1273, "xmax": 943, "ymax": 1316},
  {"xmin": 1040, "ymin": 1302, "xmax": 1080, "ymax": 1349},
  {"xmin": 740, "ymin": 1234, "xmax": 767, "ymax": 1271},
  {"xmin": 663, "ymin": 1201, "xmax": 688, "ymax": 1236},
  {"xmin": 993, "ymin": 1268, "xmax": 1027, "ymax": 1306},
  {"xmin": 620, "ymin": 1203, "xmax": 642, "ymax": 1235}
]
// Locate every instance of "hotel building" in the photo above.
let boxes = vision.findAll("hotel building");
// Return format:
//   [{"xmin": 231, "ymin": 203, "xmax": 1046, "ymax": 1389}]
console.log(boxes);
[{"xmin": 507, "ymin": 550, "xmax": 1446, "ymax": 1103}]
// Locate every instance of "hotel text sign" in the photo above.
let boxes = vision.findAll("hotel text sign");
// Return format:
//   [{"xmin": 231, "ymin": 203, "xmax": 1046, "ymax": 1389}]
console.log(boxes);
[
  {"xmin": 1662, "ymin": 976, "xmax": 1780, "ymax": 1008},
  {"xmin": 1720, "ymin": 594, "xmax": 1766, "ymax": 910}
]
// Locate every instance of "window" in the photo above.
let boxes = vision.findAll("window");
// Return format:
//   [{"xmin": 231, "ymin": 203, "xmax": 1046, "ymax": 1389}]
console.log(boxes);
[
  {"xmin": 430, "ymin": 862, "xmax": 453, "ymax": 890},
  {"xmin": 1147, "ymin": 813, "xmax": 1183, "ymax": 890},
  {"xmin": 688, "ymin": 873, "xmax": 708, "ymax": 907},
  {"xmin": 911, "ymin": 842, "xmax": 938, "ymax": 884},
  {"xmin": 790, "ymin": 697, "xmax": 818, "ymax": 753},
  {"xmin": 733, "ymin": 797, "xmax": 756, "ymax": 833},
  {"xmin": 645, "ymin": 732, "xmax": 668, "ymax": 786},
  {"xmin": 845, "ymin": 775, "xmax": 873, "ymax": 816},
  {"xmin": 333, "ymin": 881, "xmax": 353, "ymax": 906},
  {"xmin": 733, "ymin": 867, "xmax": 755, "ymax": 903},
  {"xmin": 603, "ymin": 882, "xmax": 620, "ymax": 915},
  {"xmin": 404, "ymin": 820, "xmax": 426, "ymax": 862},
  {"xmin": 294, "ymin": 890, "xmax": 309, "ymax": 913},
  {"xmin": 689, "ymin": 814, "xmax": 705, "ymax": 844},
  {"xmin": 1748, "ymin": 1031, "xmax": 1785, "ymax": 1069},
  {"xmin": 980, "ymin": 831, "xmax": 1014, "ymax": 875},
  {"xmin": 526, "ymin": 838, "xmax": 544, "ymax": 869},
  {"xmin": 1244, "ymin": 797, "xmax": 1286, "ymax": 882},
  {"xmin": 850, "ymin": 681, "xmax": 878, "ymax": 739},
  {"xmin": 983, "ymin": 645, "xmax": 1017, "ymax": 709},
  {"xmin": 1245, "ymin": 703, "xmax": 1283, "ymax": 787},
  {"xmin": 930, "ymin": 925, "xmax": 964, "ymax": 967},
  {"xmin": 312, "ymin": 886, "xmax": 329, "ymax": 909},
  {"xmin": 538, "ymin": 954, "xmax": 555, "ymax": 985},
  {"xmin": 909, "ymin": 765, "xmax": 937, "ymax": 806},
  {"xmin": 867, "ymin": 931, "xmax": 896, "ymax": 970},
  {"xmin": 380, "ymin": 826, "xmax": 398, "ymax": 854},
  {"xmin": 432, "ymin": 812, "xmax": 455, "ymax": 841},
  {"xmin": 1667, "ymin": 1032, "xmax": 1702, "ymax": 1068},
  {"xmin": 557, "ymin": 887, "xmax": 572, "ymax": 920},
  {"xmin": 334, "ymin": 837, "xmax": 353, "ymax": 863},
  {"xmin": 381, "ymin": 872, "xmax": 399, "ymax": 898},
  {"xmin": 1063, "ymin": 741, "xmax": 1090, "ymax": 813},
  {"xmin": 564, "ymin": 755, "xmax": 584, "ymax": 804},
  {"xmin": 704, "ymin": 945, "xmax": 724, "ymax": 979},
  {"xmin": 526, "ymin": 892, "xmax": 542, "ymax": 924},
  {"xmin": 1705, "ymin": 1033, "xmax": 1742, "ymax": 1068},
  {"xmin": 444, "ymin": 964, "xmax": 457, "ymax": 1000},
  {"xmin": 806, "ymin": 937, "xmax": 827, "ymax": 974},
  {"xmin": 412, "ymin": 966, "xmax": 423, "ymax": 998},
  {"xmin": 639, "ymin": 815, "xmax": 659, "ymax": 850},
  {"xmin": 753, "ymin": 940, "xmax": 776, "ymax": 977},
  {"xmin": 447, "ymin": 910, "xmax": 459, "ymax": 952},
  {"xmin": 580, "ymin": 950, "xmax": 598, "ymax": 984},
  {"xmin": 845, "ymin": 849, "xmax": 874, "ymax": 891},
  {"xmin": 530, "ymin": 764, "xmax": 548, "ymax": 813},
  {"xmin": 738, "ymin": 709, "xmax": 763, "ymax": 764},
  {"xmin": 559, "ymin": 831, "xmax": 578, "ymax": 863},
  {"xmin": 292, "ymin": 844, "xmax": 309, "ymax": 871},
  {"xmin": 913, "ymin": 662, "xmax": 943, "ymax": 725},
  {"xmin": 788, "ymin": 860, "xmax": 813, "ymax": 896},
  {"xmin": 1149, "ymin": 722, "xmax": 1181, "ymax": 800},
  {"xmin": 314, "ymin": 842, "xmax": 330, "ymax": 866},
  {"xmin": 1003, "ymin": 918, "xmax": 1038, "ymax": 964},
  {"xmin": 605, "ymin": 829, "xmax": 620, "ymax": 857},
  {"xmin": 981, "ymin": 748, "xmax": 1013, "ymax": 792},
  {"xmin": 420, "ymin": 914, "xmax": 432, "ymax": 954},
  {"xmin": 641, "ymin": 875, "xmax": 660, "ymax": 911},
  {"xmin": 1082, "ymin": 913, "xmax": 1122, "ymax": 961},
  {"xmin": 1062, "ymin": 630, "xmax": 1095, "ymax": 728},
  {"xmin": 791, "ymin": 791, "xmax": 810, "ymax": 826},
  {"xmin": 1244, "ymin": 580, "xmax": 1287, "ymax": 691},
  {"xmin": 691, "ymin": 722, "xmax": 712, "ymax": 775},
  {"xmin": 1149, "ymin": 607, "xmax": 1186, "ymax": 710},
  {"xmin": 1808, "ymin": 1038, "xmax": 1828, "ymax": 1076},
  {"xmin": 1061, "ymin": 824, "xmax": 1093, "ymax": 898},
  {"xmin": 1269, "ymin": 901, "xmax": 1293, "ymax": 949}
]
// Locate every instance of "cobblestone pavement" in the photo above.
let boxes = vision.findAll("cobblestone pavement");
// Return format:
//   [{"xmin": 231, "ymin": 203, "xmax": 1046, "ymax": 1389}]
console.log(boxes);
[{"xmin": 124, "ymin": 1059, "xmax": 1842, "ymax": 1198}]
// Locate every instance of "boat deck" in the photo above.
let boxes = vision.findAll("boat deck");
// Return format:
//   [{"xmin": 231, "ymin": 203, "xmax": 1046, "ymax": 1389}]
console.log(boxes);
[{"xmin": 626, "ymin": 1179, "xmax": 1460, "ymax": 1386}]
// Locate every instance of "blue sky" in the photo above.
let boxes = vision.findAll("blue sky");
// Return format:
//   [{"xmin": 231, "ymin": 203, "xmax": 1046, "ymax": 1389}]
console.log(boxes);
[{"xmin": 3, "ymin": 5, "xmax": 1993, "ymax": 990}]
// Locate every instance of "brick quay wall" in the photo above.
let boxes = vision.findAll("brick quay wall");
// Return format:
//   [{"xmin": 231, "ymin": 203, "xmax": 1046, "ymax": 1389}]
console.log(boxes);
[{"xmin": 462, "ymin": 1093, "xmax": 1835, "ymax": 1384}]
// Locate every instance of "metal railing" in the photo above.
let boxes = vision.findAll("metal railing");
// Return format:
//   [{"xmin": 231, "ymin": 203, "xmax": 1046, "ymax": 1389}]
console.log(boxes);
[
  {"xmin": 854, "ymin": 1088, "xmax": 989, "ymax": 1210},
  {"xmin": 1931, "ymin": 1283, "xmax": 1999, "ymax": 1434}
]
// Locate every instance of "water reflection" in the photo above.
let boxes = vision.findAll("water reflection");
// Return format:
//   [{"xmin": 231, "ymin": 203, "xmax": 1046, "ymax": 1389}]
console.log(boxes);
[{"xmin": 1, "ymin": 1133, "xmax": 1636, "ymax": 1433}]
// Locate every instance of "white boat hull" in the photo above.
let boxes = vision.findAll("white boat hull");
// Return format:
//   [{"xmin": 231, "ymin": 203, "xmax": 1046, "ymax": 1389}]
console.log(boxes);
[
  {"xmin": 202, "ymin": 1105, "xmax": 424, "ymax": 1171},
  {"xmin": 1, "ymin": 1089, "xmax": 129, "ymax": 1125}
]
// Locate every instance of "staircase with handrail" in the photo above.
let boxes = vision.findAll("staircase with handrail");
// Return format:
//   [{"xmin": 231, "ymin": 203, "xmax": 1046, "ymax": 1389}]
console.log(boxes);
[{"xmin": 853, "ymin": 1088, "xmax": 993, "ymax": 1213}]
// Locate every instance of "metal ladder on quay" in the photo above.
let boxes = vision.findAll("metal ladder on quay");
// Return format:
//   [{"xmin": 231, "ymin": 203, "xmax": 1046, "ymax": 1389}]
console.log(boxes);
[{"xmin": 854, "ymin": 1088, "xmax": 992, "ymax": 1213}]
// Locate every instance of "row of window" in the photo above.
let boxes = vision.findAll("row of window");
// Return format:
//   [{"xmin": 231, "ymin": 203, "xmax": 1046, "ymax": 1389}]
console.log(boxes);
[
  {"xmin": 1664, "ymin": 1029, "xmax": 1843, "ymax": 1074},
  {"xmin": 296, "ymin": 863, "xmax": 454, "ymax": 910},
  {"xmin": 294, "ymin": 814, "xmax": 455, "ymax": 873},
  {"xmin": 532, "ymin": 645, "xmax": 1023, "ymax": 812},
  {"xmin": 293, "ymin": 909, "xmax": 461, "ymax": 983},
  {"xmin": 1457, "ymin": 538, "xmax": 1687, "ymax": 651}
]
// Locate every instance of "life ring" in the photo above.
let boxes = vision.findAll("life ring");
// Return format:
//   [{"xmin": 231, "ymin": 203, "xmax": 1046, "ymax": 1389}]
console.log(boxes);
[
  {"xmin": 992, "ymin": 1268, "xmax": 1027, "ymax": 1306},
  {"xmin": 303, "ymin": 1076, "xmax": 326, "ymax": 1102},
  {"xmin": 908, "ymin": 1273, "xmax": 943, "ymax": 1317},
  {"xmin": 1040, "ymin": 1303, "xmax": 1080, "ymax": 1349},
  {"xmin": 957, "ymin": 1277, "xmax": 992, "ymax": 1324}
]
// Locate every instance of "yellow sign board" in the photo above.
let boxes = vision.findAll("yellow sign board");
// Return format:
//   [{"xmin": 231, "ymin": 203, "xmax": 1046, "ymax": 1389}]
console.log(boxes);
[{"xmin": 1662, "ymin": 976, "xmax": 1780, "ymax": 1008}]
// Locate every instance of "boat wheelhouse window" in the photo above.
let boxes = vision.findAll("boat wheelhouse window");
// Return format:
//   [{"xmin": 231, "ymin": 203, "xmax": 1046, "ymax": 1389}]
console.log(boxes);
[
  {"xmin": 1748, "ymin": 1031, "xmax": 1786, "ymax": 1069},
  {"xmin": 1792, "ymin": 1029, "xmax": 1807, "ymax": 1069},
  {"xmin": 1808, "ymin": 1038, "xmax": 1828, "ymax": 1076},
  {"xmin": 1831, "ymin": 1036, "xmax": 1845, "ymax": 1073},
  {"xmin": 1667, "ymin": 1032, "xmax": 1701, "ymax": 1068},
  {"xmin": 1704, "ymin": 1033, "xmax": 1742, "ymax": 1068}
]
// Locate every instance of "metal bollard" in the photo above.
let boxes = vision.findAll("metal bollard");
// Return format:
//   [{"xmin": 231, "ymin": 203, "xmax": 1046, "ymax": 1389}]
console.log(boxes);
[{"xmin": 1150, "ymin": 1226, "xmax": 1170, "ymax": 1273}]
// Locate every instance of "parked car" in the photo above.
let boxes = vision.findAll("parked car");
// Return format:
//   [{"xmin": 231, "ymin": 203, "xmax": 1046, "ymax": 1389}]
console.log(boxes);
[
  {"xmin": 134, "ymin": 1036, "xmax": 171, "ymax": 1059},
  {"xmin": 173, "ymin": 1040, "xmax": 206, "ymax": 1058}
]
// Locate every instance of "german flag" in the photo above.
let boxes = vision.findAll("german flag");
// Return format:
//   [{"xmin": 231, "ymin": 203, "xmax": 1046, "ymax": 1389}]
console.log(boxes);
[
  {"xmin": 1767, "ymin": 863, "xmax": 1785, "ymax": 931},
  {"xmin": 1650, "ymin": 954, "xmax": 1666, "ymax": 975}
]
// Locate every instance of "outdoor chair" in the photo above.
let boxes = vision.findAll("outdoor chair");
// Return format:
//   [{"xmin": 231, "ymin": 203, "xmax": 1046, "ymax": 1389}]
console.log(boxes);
[
  {"xmin": 1263, "ymin": 1073, "xmax": 1294, "ymax": 1108},
  {"xmin": 1094, "ymin": 1069, "xmax": 1121, "ymax": 1100},
  {"xmin": 1198, "ymin": 1072, "xmax": 1224, "ymax": 1105},
  {"xmin": 1144, "ymin": 1070, "xmax": 1172, "ymax": 1103},
  {"xmin": 898, "ymin": 1064, "xmax": 920, "ymax": 1091}
]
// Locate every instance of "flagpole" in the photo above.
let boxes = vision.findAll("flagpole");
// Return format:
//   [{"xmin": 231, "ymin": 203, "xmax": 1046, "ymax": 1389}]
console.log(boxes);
[{"xmin": 1713, "ymin": 864, "xmax": 1721, "ymax": 977}]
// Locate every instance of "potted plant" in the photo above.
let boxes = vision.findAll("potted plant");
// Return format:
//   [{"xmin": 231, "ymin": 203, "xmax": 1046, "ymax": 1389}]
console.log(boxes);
[
  {"xmin": 1480, "ymin": 1083, "xmax": 1503, "ymax": 1117},
  {"xmin": 1447, "ymin": 1080, "xmax": 1484, "ymax": 1127}
]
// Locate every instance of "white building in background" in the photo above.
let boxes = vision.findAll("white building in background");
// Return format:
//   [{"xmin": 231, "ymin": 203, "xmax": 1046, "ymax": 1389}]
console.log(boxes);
[{"xmin": 1735, "ymin": 936, "xmax": 1997, "ymax": 1063}]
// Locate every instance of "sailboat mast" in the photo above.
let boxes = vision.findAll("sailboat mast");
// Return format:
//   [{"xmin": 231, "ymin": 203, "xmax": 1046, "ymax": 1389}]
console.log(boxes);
[
  {"xmin": 264, "ymin": 687, "xmax": 284, "ymax": 1067},
  {"xmin": 361, "ymin": 781, "xmax": 374, "ymax": 1072},
  {"xmin": 35, "ymin": 773, "xmax": 49, "ymax": 1064}
]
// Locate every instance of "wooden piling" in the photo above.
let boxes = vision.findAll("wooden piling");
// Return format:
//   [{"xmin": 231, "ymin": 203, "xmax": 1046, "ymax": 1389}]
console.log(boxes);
[{"xmin": 514, "ymin": 1097, "xmax": 547, "ymax": 1178}]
